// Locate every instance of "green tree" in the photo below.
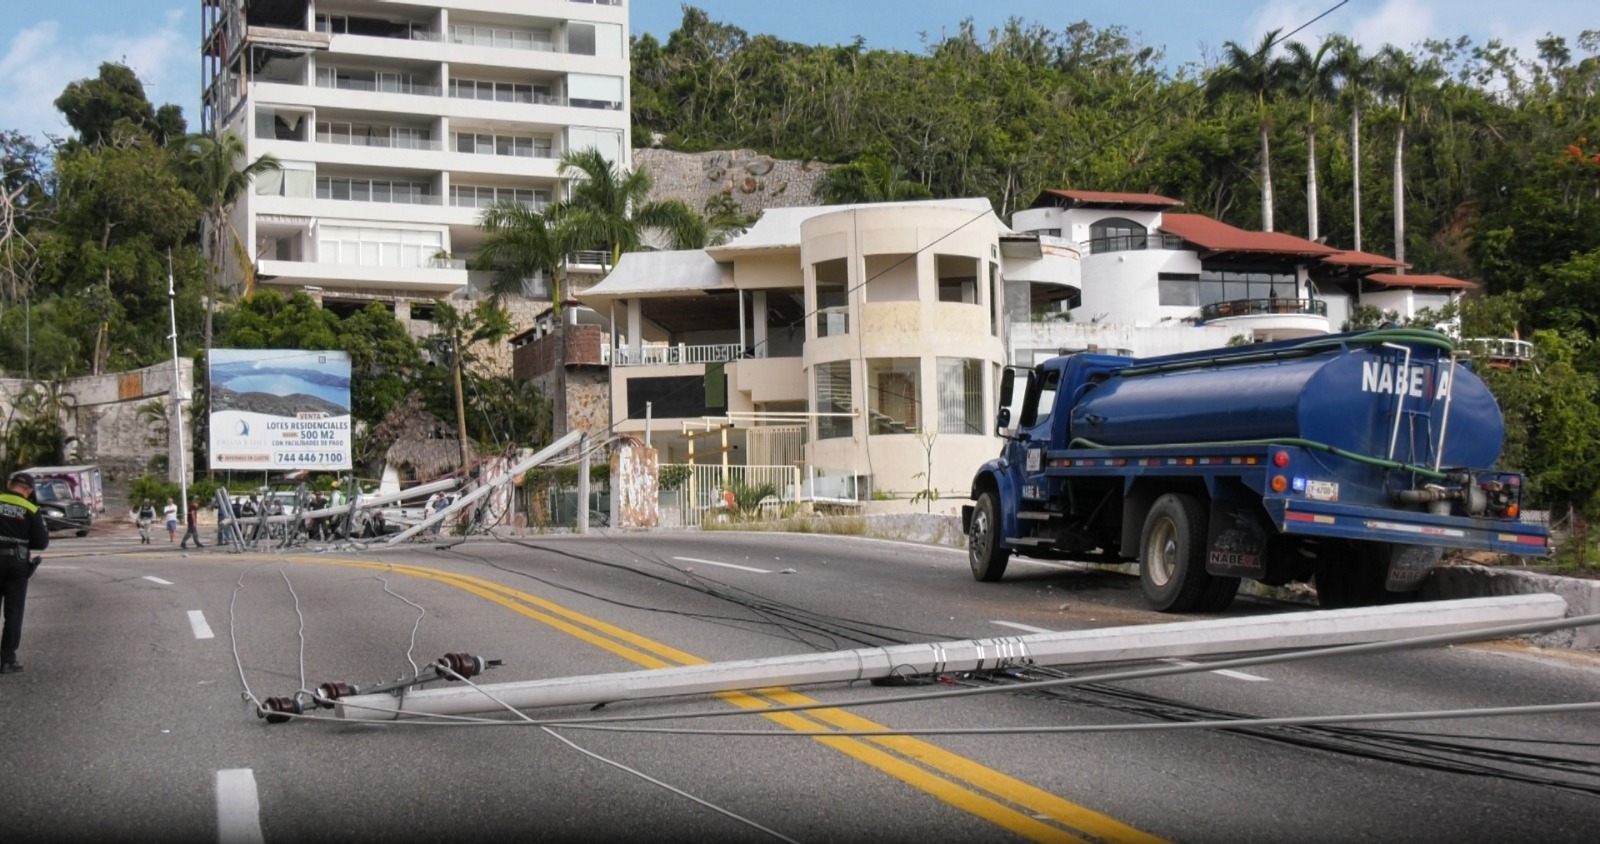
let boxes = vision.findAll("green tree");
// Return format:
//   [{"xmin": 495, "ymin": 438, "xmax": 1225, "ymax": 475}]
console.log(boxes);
[
  {"xmin": 1284, "ymin": 40, "xmax": 1337, "ymax": 241},
  {"xmin": 169, "ymin": 132, "xmax": 280, "ymax": 352},
  {"xmin": 1329, "ymin": 37, "xmax": 1379, "ymax": 252},
  {"xmin": 54, "ymin": 63, "xmax": 185, "ymax": 147},
  {"xmin": 1377, "ymin": 46, "xmax": 1445, "ymax": 264},
  {"xmin": 1207, "ymin": 29, "xmax": 1292, "ymax": 232},
  {"xmin": 813, "ymin": 156, "xmax": 934, "ymax": 204},
  {"xmin": 476, "ymin": 201, "xmax": 567, "ymax": 304},
  {"xmin": 555, "ymin": 148, "xmax": 704, "ymax": 267},
  {"xmin": 31, "ymin": 128, "xmax": 205, "ymax": 375}
]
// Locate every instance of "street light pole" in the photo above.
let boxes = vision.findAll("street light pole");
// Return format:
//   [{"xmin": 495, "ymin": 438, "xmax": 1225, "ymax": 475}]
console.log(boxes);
[{"xmin": 168, "ymin": 251, "xmax": 188, "ymax": 513}]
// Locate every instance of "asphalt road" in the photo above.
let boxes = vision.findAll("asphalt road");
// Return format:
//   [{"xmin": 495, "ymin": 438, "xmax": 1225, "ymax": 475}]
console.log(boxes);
[{"xmin": 3, "ymin": 527, "xmax": 1596, "ymax": 843}]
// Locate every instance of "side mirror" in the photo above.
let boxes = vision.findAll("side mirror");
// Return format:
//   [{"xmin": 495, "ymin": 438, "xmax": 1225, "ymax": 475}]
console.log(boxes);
[{"xmin": 996, "ymin": 407, "xmax": 1012, "ymax": 431}]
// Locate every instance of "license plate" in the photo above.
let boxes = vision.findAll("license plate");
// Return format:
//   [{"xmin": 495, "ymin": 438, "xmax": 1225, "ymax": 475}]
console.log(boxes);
[{"xmin": 1305, "ymin": 480, "xmax": 1339, "ymax": 501}]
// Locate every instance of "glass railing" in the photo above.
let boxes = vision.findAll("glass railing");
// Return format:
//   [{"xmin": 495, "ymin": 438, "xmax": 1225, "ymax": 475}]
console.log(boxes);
[
  {"xmin": 315, "ymin": 76, "xmax": 440, "ymax": 96},
  {"xmin": 1198, "ymin": 298, "xmax": 1329, "ymax": 320},
  {"xmin": 315, "ymin": 190, "xmax": 442, "ymax": 206},
  {"xmin": 1080, "ymin": 233, "xmax": 1186, "ymax": 254},
  {"xmin": 315, "ymin": 132, "xmax": 440, "ymax": 150}
]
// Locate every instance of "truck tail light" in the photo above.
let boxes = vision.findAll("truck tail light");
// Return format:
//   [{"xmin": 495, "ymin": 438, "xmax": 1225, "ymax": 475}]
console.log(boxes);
[
  {"xmin": 1271, "ymin": 475, "xmax": 1289, "ymax": 493},
  {"xmin": 1273, "ymin": 450, "xmax": 1290, "ymax": 468}
]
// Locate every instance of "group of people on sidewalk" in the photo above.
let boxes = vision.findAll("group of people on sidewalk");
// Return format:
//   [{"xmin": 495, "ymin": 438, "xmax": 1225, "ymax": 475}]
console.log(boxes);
[{"xmin": 134, "ymin": 496, "xmax": 206, "ymax": 547}]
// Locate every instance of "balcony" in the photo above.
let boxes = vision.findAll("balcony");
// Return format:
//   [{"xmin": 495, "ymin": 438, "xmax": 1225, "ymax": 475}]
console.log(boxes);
[
  {"xmin": 1199, "ymin": 297, "xmax": 1327, "ymax": 320},
  {"xmin": 611, "ymin": 343, "xmax": 747, "ymax": 368},
  {"xmin": 315, "ymin": 74, "xmax": 440, "ymax": 97},
  {"xmin": 1080, "ymin": 233, "xmax": 1186, "ymax": 255},
  {"xmin": 1462, "ymin": 337, "xmax": 1535, "ymax": 368},
  {"xmin": 1197, "ymin": 297, "xmax": 1331, "ymax": 341}
]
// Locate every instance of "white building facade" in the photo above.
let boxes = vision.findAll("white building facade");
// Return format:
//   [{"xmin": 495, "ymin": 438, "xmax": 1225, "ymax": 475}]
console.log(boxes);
[{"xmin": 201, "ymin": 0, "xmax": 630, "ymax": 320}]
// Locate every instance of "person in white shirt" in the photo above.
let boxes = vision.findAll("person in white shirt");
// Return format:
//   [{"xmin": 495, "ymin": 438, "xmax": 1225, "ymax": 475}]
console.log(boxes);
[{"xmin": 162, "ymin": 498, "xmax": 179, "ymax": 543}]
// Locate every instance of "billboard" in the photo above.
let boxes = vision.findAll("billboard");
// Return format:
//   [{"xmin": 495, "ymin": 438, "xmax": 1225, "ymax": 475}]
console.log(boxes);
[{"xmin": 208, "ymin": 349, "xmax": 353, "ymax": 471}]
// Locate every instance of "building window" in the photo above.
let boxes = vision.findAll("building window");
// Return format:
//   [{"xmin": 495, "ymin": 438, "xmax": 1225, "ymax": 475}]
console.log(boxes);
[
  {"xmin": 450, "ymin": 185, "xmax": 549, "ymax": 210},
  {"xmin": 317, "ymin": 226, "xmax": 443, "ymax": 269},
  {"xmin": 815, "ymin": 361, "xmax": 853, "ymax": 440},
  {"xmin": 936, "ymin": 254, "xmax": 977, "ymax": 303},
  {"xmin": 867, "ymin": 358, "xmax": 920, "ymax": 435},
  {"xmin": 1089, "ymin": 217, "xmax": 1148, "ymax": 253},
  {"xmin": 938, "ymin": 358, "xmax": 984, "ymax": 435},
  {"xmin": 317, "ymin": 177, "xmax": 433, "ymax": 204},
  {"xmin": 566, "ymin": 127, "xmax": 622, "ymax": 163},
  {"xmin": 1159, "ymin": 270, "xmax": 1297, "ymax": 307},
  {"xmin": 814, "ymin": 258, "xmax": 848, "ymax": 337},
  {"xmin": 568, "ymin": 73, "xmax": 623, "ymax": 110},
  {"xmin": 567, "ymin": 22, "xmax": 623, "ymax": 58}
]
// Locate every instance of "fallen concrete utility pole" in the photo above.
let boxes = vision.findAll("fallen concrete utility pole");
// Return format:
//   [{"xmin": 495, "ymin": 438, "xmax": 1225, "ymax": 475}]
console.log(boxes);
[
  {"xmin": 335, "ymin": 593, "xmax": 1568, "ymax": 720},
  {"xmin": 384, "ymin": 430, "xmax": 584, "ymax": 545}
]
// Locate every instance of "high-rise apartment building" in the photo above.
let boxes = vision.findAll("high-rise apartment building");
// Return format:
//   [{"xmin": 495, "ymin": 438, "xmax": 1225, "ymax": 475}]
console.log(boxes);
[{"xmin": 200, "ymin": 0, "xmax": 630, "ymax": 322}]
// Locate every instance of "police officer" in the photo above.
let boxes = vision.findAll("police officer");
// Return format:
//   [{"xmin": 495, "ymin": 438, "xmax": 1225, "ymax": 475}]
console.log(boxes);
[{"xmin": 0, "ymin": 472, "xmax": 50, "ymax": 674}]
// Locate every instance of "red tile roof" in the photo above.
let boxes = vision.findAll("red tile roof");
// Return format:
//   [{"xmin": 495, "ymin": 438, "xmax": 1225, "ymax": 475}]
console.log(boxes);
[
  {"xmin": 1158, "ymin": 213, "xmax": 1342, "ymax": 257},
  {"xmin": 1322, "ymin": 250, "xmax": 1410, "ymax": 268},
  {"xmin": 1363, "ymin": 273, "xmax": 1480, "ymax": 290},
  {"xmin": 1032, "ymin": 189, "xmax": 1184, "ymax": 209}
]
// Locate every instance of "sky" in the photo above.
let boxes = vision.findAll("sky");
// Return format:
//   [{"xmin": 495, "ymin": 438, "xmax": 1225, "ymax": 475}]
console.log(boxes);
[{"xmin": 1, "ymin": 0, "xmax": 1593, "ymax": 143}]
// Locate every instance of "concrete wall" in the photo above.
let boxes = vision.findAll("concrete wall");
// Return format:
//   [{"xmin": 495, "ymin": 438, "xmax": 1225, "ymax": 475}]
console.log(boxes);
[{"xmin": 0, "ymin": 360, "xmax": 195, "ymax": 511}]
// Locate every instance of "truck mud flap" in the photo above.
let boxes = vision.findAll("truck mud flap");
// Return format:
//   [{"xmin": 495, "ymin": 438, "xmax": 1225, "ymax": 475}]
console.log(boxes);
[
  {"xmin": 1206, "ymin": 500, "xmax": 1267, "ymax": 579},
  {"xmin": 1381, "ymin": 543, "xmax": 1442, "ymax": 592}
]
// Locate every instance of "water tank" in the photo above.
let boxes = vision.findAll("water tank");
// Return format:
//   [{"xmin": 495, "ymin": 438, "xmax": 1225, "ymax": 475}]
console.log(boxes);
[{"xmin": 1067, "ymin": 341, "xmax": 1504, "ymax": 469}]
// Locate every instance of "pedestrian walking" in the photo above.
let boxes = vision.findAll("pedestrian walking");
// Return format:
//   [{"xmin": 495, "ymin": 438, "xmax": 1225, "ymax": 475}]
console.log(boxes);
[
  {"xmin": 0, "ymin": 472, "xmax": 51, "ymax": 674},
  {"xmin": 163, "ymin": 497, "xmax": 179, "ymax": 542},
  {"xmin": 136, "ymin": 498, "xmax": 156, "ymax": 544},
  {"xmin": 180, "ymin": 496, "xmax": 205, "ymax": 549}
]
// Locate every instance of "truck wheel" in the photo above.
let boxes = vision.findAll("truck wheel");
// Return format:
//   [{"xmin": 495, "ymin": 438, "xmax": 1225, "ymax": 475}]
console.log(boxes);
[
  {"xmin": 1140, "ymin": 493, "xmax": 1214, "ymax": 612},
  {"xmin": 1198, "ymin": 574, "xmax": 1241, "ymax": 612},
  {"xmin": 969, "ymin": 492, "xmax": 1010, "ymax": 582}
]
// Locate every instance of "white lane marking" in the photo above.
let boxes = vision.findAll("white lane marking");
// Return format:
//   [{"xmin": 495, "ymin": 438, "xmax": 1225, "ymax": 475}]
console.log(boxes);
[
  {"xmin": 215, "ymin": 769, "xmax": 265, "ymax": 844},
  {"xmin": 1162, "ymin": 658, "xmax": 1271, "ymax": 682},
  {"xmin": 40, "ymin": 565, "xmax": 79, "ymax": 569},
  {"xmin": 188, "ymin": 610, "xmax": 215, "ymax": 640},
  {"xmin": 671, "ymin": 556, "xmax": 772, "ymax": 574},
  {"xmin": 992, "ymin": 621, "xmax": 1057, "ymax": 634},
  {"xmin": 144, "ymin": 576, "xmax": 173, "ymax": 586}
]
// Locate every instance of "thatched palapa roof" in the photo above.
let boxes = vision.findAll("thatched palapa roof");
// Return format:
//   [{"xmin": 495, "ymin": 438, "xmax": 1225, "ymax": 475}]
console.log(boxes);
[{"xmin": 377, "ymin": 393, "xmax": 473, "ymax": 480}]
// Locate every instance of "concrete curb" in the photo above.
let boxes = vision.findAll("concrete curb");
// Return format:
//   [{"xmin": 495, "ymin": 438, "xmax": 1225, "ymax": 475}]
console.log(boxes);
[{"xmin": 861, "ymin": 513, "xmax": 1599, "ymax": 650}]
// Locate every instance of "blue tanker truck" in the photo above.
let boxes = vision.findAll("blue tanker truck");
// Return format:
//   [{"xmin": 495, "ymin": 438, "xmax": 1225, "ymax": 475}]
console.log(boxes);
[{"xmin": 962, "ymin": 328, "xmax": 1548, "ymax": 611}]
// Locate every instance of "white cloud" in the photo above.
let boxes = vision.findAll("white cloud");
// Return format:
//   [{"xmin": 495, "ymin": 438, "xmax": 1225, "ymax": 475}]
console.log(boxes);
[
  {"xmin": 0, "ymin": 9, "xmax": 189, "ymax": 141},
  {"xmin": 1346, "ymin": 0, "xmax": 1435, "ymax": 52}
]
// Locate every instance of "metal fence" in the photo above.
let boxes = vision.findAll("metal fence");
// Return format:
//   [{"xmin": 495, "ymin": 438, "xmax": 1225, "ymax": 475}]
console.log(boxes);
[{"xmin": 662, "ymin": 463, "xmax": 801, "ymax": 527}]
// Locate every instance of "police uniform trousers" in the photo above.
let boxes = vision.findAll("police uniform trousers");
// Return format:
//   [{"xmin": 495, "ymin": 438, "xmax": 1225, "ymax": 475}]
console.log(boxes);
[{"xmin": 0, "ymin": 553, "xmax": 32, "ymax": 664}]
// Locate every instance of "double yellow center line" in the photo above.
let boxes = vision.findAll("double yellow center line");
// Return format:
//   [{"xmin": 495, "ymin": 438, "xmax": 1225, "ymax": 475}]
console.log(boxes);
[{"xmin": 282, "ymin": 554, "xmax": 1165, "ymax": 844}]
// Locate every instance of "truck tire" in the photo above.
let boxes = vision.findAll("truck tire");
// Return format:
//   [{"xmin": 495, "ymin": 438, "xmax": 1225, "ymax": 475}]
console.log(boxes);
[
  {"xmin": 968, "ymin": 492, "xmax": 1011, "ymax": 582},
  {"xmin": 1139, "ymin": 493, "xmax": 1215, "ymax": 612}
]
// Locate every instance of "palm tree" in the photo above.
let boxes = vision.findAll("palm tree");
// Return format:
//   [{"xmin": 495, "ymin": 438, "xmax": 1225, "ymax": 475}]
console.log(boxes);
[
  {"xmin": 170, "ymin": 132, "xmax": 279, "ymax": 351},
  {"xmin": 1330, "ymin": 38, "xmax": 1377, "ymax": 252},
  {"xmin": 554, "ymin": 148, "xmax": 703, "ymax": 269},
  {"xmin": 1377, "ymin": 46, "xmax": 1444, "ymax": 265},
  {"xmin": 813, "ymin": 157, "xmax": 933, "ymax": 205},
  {"xmin": 1284, "ymin": 40, "xmax": 1337, "ymax": 242},
  {"xmin": 1208, "ymin": 29, "xmax": 1292, "ymax": 232},
  {"xmin": 477, "ymin": 201, "xmax": 566, "ymax": 305}
]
